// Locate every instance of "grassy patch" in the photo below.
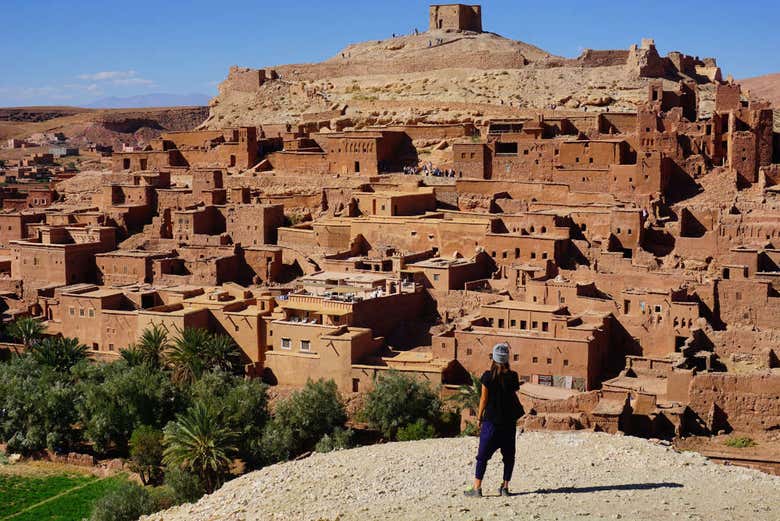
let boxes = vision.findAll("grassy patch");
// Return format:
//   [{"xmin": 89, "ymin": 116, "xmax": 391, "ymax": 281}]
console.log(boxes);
[
  {"xmin": 12, "ymin": 476, "xmax": 127, "ymax": 521},
  {"xmin": 0, "ymin": 472, "xmax": 128, "ymax": 521},
  {"xmin": 724, "ymin": 436, "xmax": 757, "ymax": 449},
  {"xmin": 0, "ymin": 474, "xmax": 94, "ymax": 518}
]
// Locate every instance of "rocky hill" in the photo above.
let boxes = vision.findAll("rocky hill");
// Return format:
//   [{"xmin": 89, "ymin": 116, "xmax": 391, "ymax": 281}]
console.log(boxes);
[
  {"xmin": 0, "ymin": 106, "xmax": 209, "ymax": 147},
  {"xmin": 741, "ymin": 73, "xmax": 780, "ymax": 106},
  {"xmin": 143, "ymin": 432, "xmax": 780, "ymax": 521},
  {"xmin": 741, "ymin": 73, "xmax": 780, "ymax": 130},
  {"xmin": 203, "ymin": 28, "xmax": 722, "ymax": 130}
]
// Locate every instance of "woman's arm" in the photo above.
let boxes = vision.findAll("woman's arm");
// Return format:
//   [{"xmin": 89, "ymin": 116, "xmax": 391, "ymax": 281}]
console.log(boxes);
[{"xmin": 477, "ymin": 384, "xmax": 488, "ymax": 425}]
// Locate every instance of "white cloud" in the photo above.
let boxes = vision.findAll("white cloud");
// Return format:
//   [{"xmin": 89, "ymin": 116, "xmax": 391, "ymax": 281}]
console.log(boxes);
[
  {"xmin": 78, "ymin": 70, "xmax": 138, "ymax": 81},
  {"xmin": 77, "ymin": 70, "xmax": 156, "ymax": 88}
]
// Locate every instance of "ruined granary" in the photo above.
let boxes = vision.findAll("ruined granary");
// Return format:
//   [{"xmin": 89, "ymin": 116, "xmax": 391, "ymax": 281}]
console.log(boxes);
[{"xmin": 3, "ymin": 3, "xmax": 780, "ymax": 446}]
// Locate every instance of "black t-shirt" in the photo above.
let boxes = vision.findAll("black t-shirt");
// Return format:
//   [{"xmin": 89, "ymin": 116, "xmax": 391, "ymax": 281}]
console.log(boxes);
[{"xmin": 480, "ymin": 370, "xmax": 521, "ymax": 425}]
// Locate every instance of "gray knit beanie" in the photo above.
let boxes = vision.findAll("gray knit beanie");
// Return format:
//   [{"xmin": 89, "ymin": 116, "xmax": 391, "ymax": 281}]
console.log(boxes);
[{"xmin": 492, "ymin": 342, "xmax": 510, "ymax": 364}]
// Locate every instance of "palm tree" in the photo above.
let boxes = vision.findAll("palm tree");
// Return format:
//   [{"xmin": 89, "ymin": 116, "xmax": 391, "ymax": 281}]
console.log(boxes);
[
  {"xmin": 132, "ymin": 324, "xmax": 170, "ymax": 369},
  {"xmin": 119, "ymin": 345, "xmax": 146, "ymax": 367},
  {"xmin": 203, "ymin": 333, "xmax": 241, "ymax": 375},
  {"xmin": 165, "ymin": 328, "xmax": 241, "ymax": 385},
  {"xmin": 162, "ymin": 402, "xmax": 237, "ymax": 493},
  {"xmin": 7, "ymin": 316, "xmax": 44, "ymax": 354},
  {"xmin": 28, "ymin": 336, "xmax": 88, "ymax": 372},
  {"xmin": 166, "ymin": 328, "xmax": 210, "ymax": 385},
  {"xmin": 449, "ymin": 373, "xmax": 483, "ymax": 415}
]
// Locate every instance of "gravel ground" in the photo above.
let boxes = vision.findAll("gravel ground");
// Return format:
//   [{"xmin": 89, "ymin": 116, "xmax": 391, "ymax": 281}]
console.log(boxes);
[{"xmin": 144, "ymin": 432, "xmax": 780, "ymax": 521}]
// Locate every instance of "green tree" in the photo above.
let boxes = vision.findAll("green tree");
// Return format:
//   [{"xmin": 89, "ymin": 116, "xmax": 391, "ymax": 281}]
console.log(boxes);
[
  {"xmin": 188, "ymin": 371, "xmax": 269, "ymax": 467},
  {"xmin": 261, "ymin": 378, "xmax": 347, "ymax": 462},
  {"xmin": 0, "ymin": 356, "xmax": 79, "ymax": 453},
  {"xmin": 163, "ymin": 467, "xmax": 206, "ymax": 505},
  {"xmin": 90, "ymin": 480, "xmax": 156, "ymax": 521},
  {"xmin": 7, "ymin": 316, "xmax": 44, "ymax": 352},
  {"xmin": 129, "ymin": 425, "xmax": 164, "ymax": 485},
  {"xmin": 202, "ymin": 333, "xmax": 242, "ymax": 374},
  {"xmin": 119, "ymin": 345, "xmax": 146, "ymax": 367},
  {"xmin": 131, "ymin": 324, "xmax": 170, "ymax": 369},
  {"xmin": 162, "ymin": 402, "xmax": 237, "ymax": 493},
  {"xmin": 359, "ymin": 371, "xmax": 442, "ymax": 440},
  {"xmin": 27, "ymin": 336, "xmax": 88, "ymax": 372},
  {"xmin": 78, "ymin": 362, "xmax": 181, "ymax": 454},
  {"xmin": 396, "ymin": 419, "xmax": 436, "ymax": 441},
  {"xmin": 315, "ymin": 427, "xmax": 354, "ymax": 453},
  {"xmin": 449, "ymin": 373, "xmax": 482, "ymax": 414},
  {"xmin": 165, "ymin": 328, "xmax": 241, "ymax": 385}
]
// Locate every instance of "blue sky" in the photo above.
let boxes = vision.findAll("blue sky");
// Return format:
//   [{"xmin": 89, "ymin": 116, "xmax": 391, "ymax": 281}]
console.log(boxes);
[{"xmin": 1, "ymin": 0, "xmax": 779, "ymax": 107}]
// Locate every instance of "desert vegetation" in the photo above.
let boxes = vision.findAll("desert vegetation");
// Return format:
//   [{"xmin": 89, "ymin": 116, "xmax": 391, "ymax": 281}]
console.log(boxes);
[{"xmin": 0, "ymin": 320, "xmax": 465, "ymax": 520}]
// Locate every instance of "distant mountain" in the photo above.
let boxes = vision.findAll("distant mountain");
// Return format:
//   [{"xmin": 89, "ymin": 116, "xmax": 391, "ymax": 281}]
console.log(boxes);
[
  {"xmin": 84, "ymin": 93, "xmax": 210, "ymax": 109},
  {"xmin": 740, "ymin": 73, "xmax": 780, "ymax": 106}
]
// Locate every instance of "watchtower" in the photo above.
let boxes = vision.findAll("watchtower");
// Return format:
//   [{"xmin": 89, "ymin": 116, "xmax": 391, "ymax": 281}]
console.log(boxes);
[{"xmin": 429, "ymin": 4, "xmax": 483, "ymax": 32}]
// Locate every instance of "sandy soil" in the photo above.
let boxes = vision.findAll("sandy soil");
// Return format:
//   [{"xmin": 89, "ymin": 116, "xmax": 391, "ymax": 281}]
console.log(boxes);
[{"xmin": 143, "ymin": 431, "xmax": 780, "ymax": 521}]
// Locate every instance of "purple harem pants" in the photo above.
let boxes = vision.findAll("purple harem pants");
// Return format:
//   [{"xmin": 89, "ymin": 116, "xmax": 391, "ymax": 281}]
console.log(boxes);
[{"xmin": 475, "ymin": 420, "xmax": 516, "ymax": 481}]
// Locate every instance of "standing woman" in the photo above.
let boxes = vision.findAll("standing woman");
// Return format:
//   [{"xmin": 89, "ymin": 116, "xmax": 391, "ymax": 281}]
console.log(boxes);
[{"xmin": 464, "ymin": 342, "xmax": 523, "ymax": 497}]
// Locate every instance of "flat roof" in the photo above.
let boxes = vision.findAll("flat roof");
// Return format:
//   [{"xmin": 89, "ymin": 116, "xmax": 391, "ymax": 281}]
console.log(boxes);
[
  {"xmin": 483, "ymin": 300, "xmax": 563, "ymax": 312},
  {"xmin": 356, "ymin": 190, "xmax": 432, "ymax": 198},
  {"xmin": 409, "ymin": 257, "xmax": 474, "ymax": 268},
  {"xmin": 62, "ymin": 288, "xmax": 122, "ymax": 298},
  {"xmin": 278, "ymin": 300, "xmax": 353, "ymax": 315},
  {"xmin": 96, "ymin": 250, "xmax": 171, "ymax": 258},
  {"xmin": 301, "ymin": 271, "xmax": 388, "ymax": 284}
]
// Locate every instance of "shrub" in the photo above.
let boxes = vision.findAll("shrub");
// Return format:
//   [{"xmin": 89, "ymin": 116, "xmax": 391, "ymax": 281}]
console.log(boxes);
[
  {"xmin": 78, "ymin": 362, "xmax": 182, "ymax": 455},
  {"xmin": 315, "ymin": 427, "xmax": 354, "ymax": 453},
  {"xmin": 148, "ymin": 486, "xmax": 176, "ymax": 511},
  {"xmin": 261, "ymin": 379, "xmax": 347, "ymax": 462},
  {"xmin": 90, "ymin": 481, "xmax": 156, "ymax": 521},
  {"xmin": 460, "ymin": 421, "xmax": 479, "ymax": 437},
  {"xmin": 724, "ymin": 436, "xmax": 757, "ymax": 448},
  {"xmin": 163, "ymin": 467, "xmax": 206, "ymax": 505},
  {"xmin": 396, "ymin": 419, "xmax": 436, "ymax": 442},
  {"xmin": 0, "ymin": 356, "xmax": 79, "ymax": 453},
  {"xmin": 129, "ymin": 426, "xmax": 164, "ymax": 485},
  {"xmin": 359, "ymin": 371, "xmax": 441, "ymax": 439}
]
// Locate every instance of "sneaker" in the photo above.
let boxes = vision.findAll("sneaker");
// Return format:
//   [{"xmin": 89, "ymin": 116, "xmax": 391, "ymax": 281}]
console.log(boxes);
[
  {"xmin": 499, "ymin": 486, "xmax": 510, "ymax": 497},
  {"xmin": 463, "ymin": 487, "xmax": 482, "ymax": 498}
]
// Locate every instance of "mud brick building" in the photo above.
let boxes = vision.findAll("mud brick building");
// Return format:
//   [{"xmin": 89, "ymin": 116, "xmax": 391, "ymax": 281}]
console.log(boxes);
[
  {"xmin": 0, "ymin": 211, "xmax": 45, "ymax": 247},
  {"xmin": 10, "ymin": 225, "xmax": 116, "ymax": 296},
  {"xmin": 95, "ymin": 250, "xmax": 176, "ymax": 286},
  {"xmin": 261, "ymin": 272, "xmax": 454, "ymax": 392},
  {"xmin": 429, "ymin": 4, "xmax": 482, "ymax": 32},
  {"xmin": 437, "ymin": 299, "xmax": 611, "ymax": 391},
  {"xmin": 268, "ymin": 130, "xmax": 412, "ymax": 176},
  {"xmin": 112, "ymin": 127, "xmax": 260, "ymax": 172}
]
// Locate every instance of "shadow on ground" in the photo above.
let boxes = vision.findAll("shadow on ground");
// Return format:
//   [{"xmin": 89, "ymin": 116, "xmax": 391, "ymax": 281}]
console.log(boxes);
[{"xmin": 515, "ymin": 482, "xmax": 684, "ymax": 496}]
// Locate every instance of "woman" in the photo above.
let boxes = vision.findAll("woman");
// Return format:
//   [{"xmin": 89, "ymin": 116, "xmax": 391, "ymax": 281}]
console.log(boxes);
[{"xmin": 464, "ymin": 342, "xmax": 523, "ymax": 498}]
